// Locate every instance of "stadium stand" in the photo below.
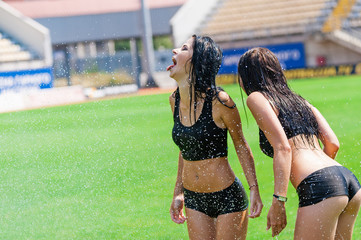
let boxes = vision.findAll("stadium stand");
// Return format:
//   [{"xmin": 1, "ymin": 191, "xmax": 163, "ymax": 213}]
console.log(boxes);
[
  {"xmin": 170, "ymin": 0, "xmax": 361, "ymax": 69},
  {"xmin": 201, "ymin": 0, "xmax": 337, "ymax": 42},
  {"xmin": 343, "ymin": 0, "xmax": 361, "ymax": 28},
  {"xmin": 322, "ymin": 0, "xmax": 361, "ymax": 55},
  {"xmin": 0, "ymin": 1, "xmax": 52, "ymax": 72},
  {"xmin": 323, "ymin": 0, "xmax": 356, "ymax": 32},
  {"xmin": 0, "ymin": 34, "xmax": 32, "ymax": 63},
  {"xmin": 0, "ymin": 1, "xmax": 66, "ymax": 114}
]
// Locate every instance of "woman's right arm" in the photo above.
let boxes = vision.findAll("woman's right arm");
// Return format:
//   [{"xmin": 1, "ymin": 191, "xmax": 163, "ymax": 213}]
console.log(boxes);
[
  {"xmin": 169, "ymin": 93, "xmax": 186, "ymax": 224},
  {"xmin": 247, "ymin": 92, "xmax": 291, "ymax": 237},
  {"xmin": 310, "ymin": 105, "xmax": 340, "ymax": 159},
  {"xmin": 170, "ymin": 152, "xmax": 186, "ymax": 224}
]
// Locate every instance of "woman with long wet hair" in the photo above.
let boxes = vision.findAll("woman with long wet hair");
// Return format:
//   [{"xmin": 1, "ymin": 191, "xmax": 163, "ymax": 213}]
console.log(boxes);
[
  {"xmin": 238, "ymin": 47, "xmax": 361, "ymax": 239},
  {"xmin": 168, "ymin": 35, "xmax": 263, "ymax": 239}
]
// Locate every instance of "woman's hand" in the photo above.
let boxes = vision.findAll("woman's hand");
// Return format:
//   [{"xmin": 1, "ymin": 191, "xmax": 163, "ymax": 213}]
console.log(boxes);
[
  {"xmin": 248, "ymin": 188, "xmax": 263, "ymax": 218},
  {"xmin": 266, "ymin": 199, "xmax": 287, "ymax": 237},
  {"xmin": 170, "ymin": 195, "xmax": 186, "ymax": 224}
]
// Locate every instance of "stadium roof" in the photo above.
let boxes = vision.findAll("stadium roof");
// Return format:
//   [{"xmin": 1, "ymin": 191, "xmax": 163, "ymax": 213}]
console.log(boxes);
[
  {"xmin": 4, "ymin": 0, "xmax": 187, "ymax": 18},
  {"xmin": 4, "ymin": 0, "xmax": 187, "ymax": 44}
]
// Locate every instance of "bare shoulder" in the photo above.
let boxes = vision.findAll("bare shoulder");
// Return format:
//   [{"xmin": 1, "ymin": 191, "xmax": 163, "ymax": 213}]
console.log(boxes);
[
  {"xmin": 213, "ymin": 90, "xmax": 239, "ymax": 129},
  {"xmin": 215, "ymin": 90, "xmax": 236, "ymax": 109},
  {"xmin": 169, "ymin": 92, "xmax": 176, "ymax": 105},
  {"xmin": 304, "ymin": 100, "xmax": 314, "ymax": 109},
  {"xmin": 169, "ymin": 91, "xmax": 176, "ymax": 112},
  {"xmin": 246, "ymin": 92, "xmax": 268, "ymax": 108}
]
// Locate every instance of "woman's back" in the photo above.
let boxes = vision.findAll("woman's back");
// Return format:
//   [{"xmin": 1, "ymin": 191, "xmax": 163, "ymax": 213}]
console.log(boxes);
[{"xmin": 288, "ymin": 134, "xmax": 340, "ymax": 188}]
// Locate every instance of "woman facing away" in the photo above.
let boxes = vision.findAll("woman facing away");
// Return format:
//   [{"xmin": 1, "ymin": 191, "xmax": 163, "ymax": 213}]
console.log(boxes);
[
  {"xmin": 238, "ymin": 47, "xmax": 361, "ymax": 239},
  {"xmin": 167, "ymin": 35, "xmax": 263, "ymax": 239}
]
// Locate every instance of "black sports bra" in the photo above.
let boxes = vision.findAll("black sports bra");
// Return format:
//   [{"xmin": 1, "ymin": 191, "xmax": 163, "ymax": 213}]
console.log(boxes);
[
  {"xmin": 259, "ymin": 107, "xmax": 318, "ymax": 158},
  {"xmin": 172, "ymin": 89, "xmax": 232, "ymax": 161}
]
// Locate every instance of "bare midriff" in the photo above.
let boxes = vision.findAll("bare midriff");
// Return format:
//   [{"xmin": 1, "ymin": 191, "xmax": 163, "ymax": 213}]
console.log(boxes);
[
  {"xmin": 289, "ymin": 135, "xmax": 341, "ymax": 188},
  {"xmin": 182, "ymin": 156, "xmax": 236, "ymax": 193}
]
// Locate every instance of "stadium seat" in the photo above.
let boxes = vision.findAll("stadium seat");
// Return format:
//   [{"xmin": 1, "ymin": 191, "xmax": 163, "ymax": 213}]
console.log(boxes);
[
  {"xmin": 201, "ymin": 0, "xmax": 334, "ymax": 41},
  {"xmin": 343, "ymin": 1, "xmax": 361, "ymax": 28},
  {"xmin": 0, "ymin": 33, "xmax": 33, "ymax": 63}
]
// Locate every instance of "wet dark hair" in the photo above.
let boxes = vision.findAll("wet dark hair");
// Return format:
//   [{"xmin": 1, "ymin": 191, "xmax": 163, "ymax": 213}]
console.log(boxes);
[
  {"xmin": 237, "ymin": 47, "xmax": 319, "ymax": 147},
  {"xmin": 187, "ymin": 35, "xmax": 223, "ymax": 122},
  {"xmin": 189, "ymin": 35, "xmax": 222, "ymax": 93}
]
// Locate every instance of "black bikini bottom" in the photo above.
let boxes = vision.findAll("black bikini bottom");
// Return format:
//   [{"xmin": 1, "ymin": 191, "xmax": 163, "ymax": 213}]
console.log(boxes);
[
  {"xmin": 297, "ymin": 166, "xmax": 361, "ymax": 207},
  {"xmin": 183, "ymin": 177, "xmax": 248, "ymax": 218}
]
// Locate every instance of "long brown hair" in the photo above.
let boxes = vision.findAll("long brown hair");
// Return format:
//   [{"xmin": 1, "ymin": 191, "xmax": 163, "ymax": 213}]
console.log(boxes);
[{"xmin": 238, "ymin": 47, "xmax": 319, "ymax": 146}]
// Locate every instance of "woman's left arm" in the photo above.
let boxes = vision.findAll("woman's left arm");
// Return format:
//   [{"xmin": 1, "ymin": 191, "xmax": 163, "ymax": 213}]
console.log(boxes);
[
  {"xmin": 309, "ymin": 104, "xmax": 340, "ymax": 159},
  {"xmin": 217, "ymin": 92, "xmax": 263, "ymax": 218}
]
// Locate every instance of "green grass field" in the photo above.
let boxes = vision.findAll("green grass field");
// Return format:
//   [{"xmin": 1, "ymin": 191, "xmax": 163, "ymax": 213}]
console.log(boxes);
[{"xmin": 0, "ymin": 75, "xmax": 360, "ymax": 239}]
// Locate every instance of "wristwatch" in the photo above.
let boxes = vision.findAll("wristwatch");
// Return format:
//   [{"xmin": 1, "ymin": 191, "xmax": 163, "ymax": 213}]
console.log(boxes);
[{"xmin": 273, "ymin": 194, "xmax": 287, "ymax": 202}]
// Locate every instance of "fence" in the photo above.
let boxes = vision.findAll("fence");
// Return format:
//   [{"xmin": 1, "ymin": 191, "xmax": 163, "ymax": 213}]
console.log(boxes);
[{"xmin": 52, "ymin": 49, "xmax": 173, "ymax": 88}]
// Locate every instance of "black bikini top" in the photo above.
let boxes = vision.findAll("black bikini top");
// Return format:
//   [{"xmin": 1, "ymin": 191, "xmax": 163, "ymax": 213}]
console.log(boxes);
[
  {"xmin": 172, "ymin": 89, "xmax": 231, "ymax": 161},
  {"xmin": 259, "ymin": 107, "xmax": 318, "ymax": 158}
]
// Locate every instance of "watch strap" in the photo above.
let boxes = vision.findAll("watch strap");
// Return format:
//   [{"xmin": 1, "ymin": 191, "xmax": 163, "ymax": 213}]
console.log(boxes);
[{"xmin": 273, "ymin": 194, "xmax": 287, "ymax": 202}]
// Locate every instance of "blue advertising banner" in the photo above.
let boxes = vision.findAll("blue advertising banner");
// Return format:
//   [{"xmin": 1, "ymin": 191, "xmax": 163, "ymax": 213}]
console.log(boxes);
[
  {"xmin": 0, "ymin": 68, "xmax": 53, "ymax": 94},
  {"xmin": 219, "ymin": 42, "xmax": 306, "ymax": 74}
]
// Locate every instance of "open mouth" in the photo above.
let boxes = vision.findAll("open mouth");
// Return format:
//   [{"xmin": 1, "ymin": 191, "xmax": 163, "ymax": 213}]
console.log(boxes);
[{"xmin": 167, "ymin": 57, "xmax": 177, "ymax": 71}]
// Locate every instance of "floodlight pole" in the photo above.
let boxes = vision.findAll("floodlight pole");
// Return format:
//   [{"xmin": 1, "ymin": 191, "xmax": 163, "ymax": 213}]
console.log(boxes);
[
  {"xmin": 130, "ymin": 38, "xmax": 141, "ymax": 88},
  {"xmin": 64, "ymin": 45, "xmax": 72, "ymax": 86},
  {"xmin": 140, "ymin": 0, "xmax": 157, "ymax": 88}
]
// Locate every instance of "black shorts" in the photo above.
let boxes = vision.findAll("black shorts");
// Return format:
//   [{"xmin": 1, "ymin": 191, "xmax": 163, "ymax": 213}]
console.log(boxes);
[
  {"xmin": 183, "ymin": 178, "xmax": 248, "ymax": 218},
  {"xmin": 297, "ymin": 166, "xmax": 361, "ymax": 207}
]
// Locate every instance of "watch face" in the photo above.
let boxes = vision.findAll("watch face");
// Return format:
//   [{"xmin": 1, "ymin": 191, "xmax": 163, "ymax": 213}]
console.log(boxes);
[{"xmin": 278, "ymin": 196, "xmax": 287, "ymax": 202}]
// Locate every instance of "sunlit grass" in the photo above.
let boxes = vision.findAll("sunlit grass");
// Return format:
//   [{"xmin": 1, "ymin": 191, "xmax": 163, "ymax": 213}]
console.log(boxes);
[{"xmin": 0, "ymin": 75, "xmax": 359, "ymax": 239}]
